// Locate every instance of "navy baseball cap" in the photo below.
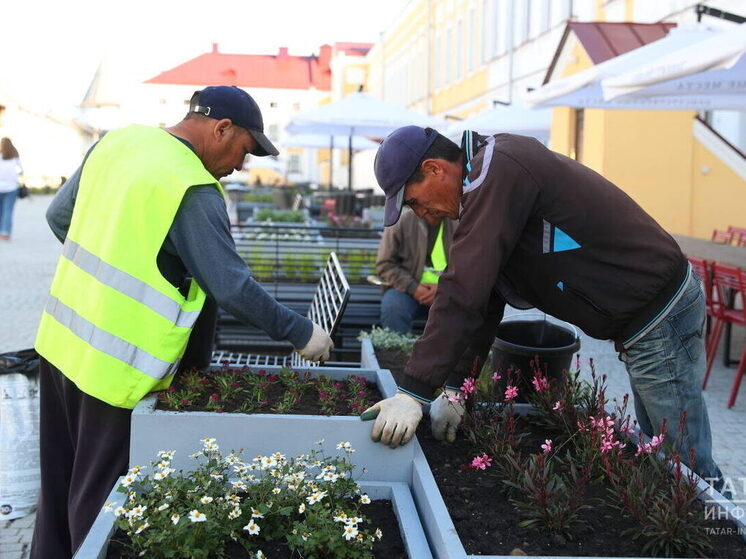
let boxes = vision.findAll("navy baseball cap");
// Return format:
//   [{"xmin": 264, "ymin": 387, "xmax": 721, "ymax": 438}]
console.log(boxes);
[
  {"xmin": 374, "ymin": 126, "xmax": 439, "ymax": 226},
  {"xmin": 189, "ymin": 86, "xmax": 279, "ymax": 156}
]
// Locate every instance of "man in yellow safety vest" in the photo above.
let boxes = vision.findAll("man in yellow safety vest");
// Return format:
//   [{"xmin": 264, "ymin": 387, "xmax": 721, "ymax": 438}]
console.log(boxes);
[{"xmin": 30, "ymin": 86, "xmax": 333, "ymax": 559}]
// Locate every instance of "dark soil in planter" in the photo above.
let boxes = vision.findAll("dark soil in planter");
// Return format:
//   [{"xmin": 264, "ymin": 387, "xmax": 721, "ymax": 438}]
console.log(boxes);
[
  {"xmin": 417, "ymin": 417, "xmax": 746, "ymax": 558},
  {"xmin": 373, "ymin": 347, "xmax": 410, "ymax": 384},
  {"xmin": 156, "ymin": 368, "xmax": 383, "ymax": 416},
  {"xmin": 106, "ymin": 499, "xmax": 406, "ymax": 558}
]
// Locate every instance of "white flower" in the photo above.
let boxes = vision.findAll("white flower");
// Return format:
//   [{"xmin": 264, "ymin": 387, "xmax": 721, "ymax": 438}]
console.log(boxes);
[
  {"xmin": 333, "ymin": 512, "xmax": 348, "ymax": 522},
  {"xmin": 228, "ymin": 507, "xmax": 241, "ymax": 520},
  {"xmin": 323, "ymin": 473, "xmax": 340, "ymax": 483},
  {"xmin": 306, "ymin": 490, "xmax": 327, "ymax": 505},
  {"xmin": 189, "ymin": 451, "xmax": 203, "ymax": 459},
  {"xmin": 120, "ymin": 474, "xmax": 137, "ymax": 487},
  {"xmin": 336, "ymin": 441, "xmax": 355, "ymax": 453},
  {"xmin": 134, "ymin": 522, "xmax": 149, "ymax": 534},
  {"xmin": 271, "ymin": 488, "xmax": 281, "ymax": 495},
  {"xmin": 251, "ymin": 508, "xmax": 264, "ymax": 519},
  {"xmin": 260, "ymin": 456, "xmax": 278, "ymax": 470},
  {"xmin": 374, "ymin": 528, "xmax": 383, "ymax": 540},
  {"xmin": 243, "ymin": 520, "xmax": 260, "ymax": 535},
  {"xmin": 157, "ymin": 450, "xmax": 175, "ymax": 459},
  {"xmin": 127, "ymin": 505, "xmax": 147, "ymax": 519},
  {"xmin": 128, "ymin": 465, "xmax": 143, "ymax": 474},
  {"xmin": 315, "ymin": 438, "xmax": 325, "ymax": 445},
  {"xmin": 298, "ymin": 503, "xmax": 306, "ymax": 513},
  {"xmin": 231, "ymin": 480, "xmax": 247, "ymax": 491},
  {"xmin": 200, "ymin": 496, "xmax": 214, "ymax": 504},
  {"xmin": 157, "ymin": 503, "xmax": 169, "ymax": 511},
  {"xmin": 210, "ymin": 473, "xmax": 223, "ymax": 480},
  {"xmin": 271, "ymin": 452, "xmax": 286, "ymax": 462},
  {"xmin": 347, "ymin": 516, "xmax": 363, "ymax": 525},
  {"xmin": 102, "ymin": 501, "xmax": 114, "ymax": 512},
  {"xmin": 200, "ymin": 437, "xmax": 216, "ymax": 445},
  {"xmin": 343, "ymin": 524, "xmax": 359, "ymax": 541},
  {"xmin": 153, "ymin": 472, "xmax": 166, "ymax": 481},
  {"xmin": 256, "ymin": 551, "xmax": 266, "ymax": 559},
  {"xmin": 157, "ymin": 461, "xmax": 170, "ymax": 469},
  {"xmin": 227, "ymin": 494, "xmax": 242, "ymax": 504},
  {"xmin": 171, "ymin": 513, "xmax": 180, "ymax": 525},
  {"xmin": 188, "ymin": 509, "xmax": 207, "ymax": 523},
  {"xmin": 359, "ymin": 494, "xmax": 371, "ymax": 505},
  {"xmin": 113, "ymin": 507, "xmax": 126, "ymax": 517}
]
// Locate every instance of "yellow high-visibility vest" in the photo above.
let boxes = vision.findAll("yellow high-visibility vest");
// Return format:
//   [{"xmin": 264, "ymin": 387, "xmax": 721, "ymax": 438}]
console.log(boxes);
[
  {"xmin": 420, "ymin": 221, "xmax": 447, "ymax": 285},
  {"xmin": 36, "ymin": 125, "xmax": 221, "ymax": 408}
]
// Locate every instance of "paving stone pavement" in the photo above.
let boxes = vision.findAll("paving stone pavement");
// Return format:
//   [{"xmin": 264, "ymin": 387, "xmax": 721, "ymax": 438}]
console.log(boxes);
[{"xmin": 0, "ymin": 196, "xmax": 744, "ymax": 556}]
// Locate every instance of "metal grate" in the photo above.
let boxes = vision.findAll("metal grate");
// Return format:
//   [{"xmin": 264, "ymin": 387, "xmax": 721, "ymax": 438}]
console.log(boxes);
[{"xmin": 211, "ymin": 252, "xmax": 351, "ymax": 368}]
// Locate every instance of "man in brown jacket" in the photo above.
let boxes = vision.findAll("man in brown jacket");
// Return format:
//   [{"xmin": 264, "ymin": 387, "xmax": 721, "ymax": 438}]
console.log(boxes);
[
  {"xmin": 375, "ymin": 207, "xmax": 455, "ymax": 334},
  {"xmin": 362, "ymin": 125, "xmax": 723, "ymax": 491}
]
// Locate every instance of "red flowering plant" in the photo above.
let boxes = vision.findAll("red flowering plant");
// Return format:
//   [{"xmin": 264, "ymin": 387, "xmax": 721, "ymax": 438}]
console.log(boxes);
[
  {"xmin": 156, "ymin": 367, "xmax": 378, "ymax": 417},
  {"xmin": 436, "ymin": 356, "xmax": 725, "ymax": 556}
]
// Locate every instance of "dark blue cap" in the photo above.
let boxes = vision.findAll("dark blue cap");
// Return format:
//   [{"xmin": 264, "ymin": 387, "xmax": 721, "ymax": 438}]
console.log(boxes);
[
  {"xmin": 374, "ymin": 126, "xmax": 439, "ymax": 226},
  {"xmin": 189, "ymin": 86, "xmax": 279, "ymax": 156}
]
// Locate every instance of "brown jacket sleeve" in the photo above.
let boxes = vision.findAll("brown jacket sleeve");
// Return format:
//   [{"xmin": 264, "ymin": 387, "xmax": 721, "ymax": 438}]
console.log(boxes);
[
  {"xmin": 399, "ymin": 148, "xmax": 540, "ymax": 401},
  {"xmin": 375, "ymin": 210, "xmax": 421, "ymax": 296}
]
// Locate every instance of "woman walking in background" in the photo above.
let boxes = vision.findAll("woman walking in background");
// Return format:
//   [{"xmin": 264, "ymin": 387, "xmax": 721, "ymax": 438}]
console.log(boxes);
[{"xmin": 0, "ymin": 137, "xmax": 23, "ymax": 240}]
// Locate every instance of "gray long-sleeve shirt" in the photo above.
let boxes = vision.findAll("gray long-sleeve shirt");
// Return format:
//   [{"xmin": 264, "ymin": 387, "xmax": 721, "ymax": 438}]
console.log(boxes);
[{"xmin": 47, "ymin": 138, "xmax": 313, "ymax": 353}]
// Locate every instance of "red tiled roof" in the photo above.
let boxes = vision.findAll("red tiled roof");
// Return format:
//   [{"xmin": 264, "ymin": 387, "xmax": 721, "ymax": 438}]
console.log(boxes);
[
  {"xmin": 544, "ymin": 21, "xmax": 676, "ymax": 83},
  {"xmin": 146, "ymin": 44, "xmax": 332, "ymax": 90},
  {"xmin": 333, "ymin": 42, "xmax": 373, "ymax": 57}
]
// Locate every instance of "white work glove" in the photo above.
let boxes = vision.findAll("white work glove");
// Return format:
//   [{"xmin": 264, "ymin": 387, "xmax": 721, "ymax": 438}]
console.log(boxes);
[
  {"xmin": 296, "ymin": 322, "xmax": 333, "ymax": 362},
  {"xmin": 361, "ymin": 392, "xmax": 423, "ymax": 448},
  {"xmin": 430, "ymin": 388, "xmax": 465, "ymax": 443}
]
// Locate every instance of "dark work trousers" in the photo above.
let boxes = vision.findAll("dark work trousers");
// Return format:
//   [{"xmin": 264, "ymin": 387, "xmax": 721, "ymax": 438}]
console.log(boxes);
[{"xmin": 30, "ymin": 358, "xmax": 131, "ymax": 559}]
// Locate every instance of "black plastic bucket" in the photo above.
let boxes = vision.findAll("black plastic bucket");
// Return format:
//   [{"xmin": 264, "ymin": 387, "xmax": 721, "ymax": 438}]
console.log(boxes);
[{"xmin": 491, "ymin": 317, "xmax": 580, "ymax": 402}]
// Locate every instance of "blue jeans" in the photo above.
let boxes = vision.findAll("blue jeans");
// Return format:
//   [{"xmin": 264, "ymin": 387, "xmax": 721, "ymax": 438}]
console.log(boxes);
[
  {"xmin": 0, "ymin": 189, "xmax": 17, "ymax": 236},
  {"xmin": 621, "ymin": 273, "xmax": 723, "ymax": 486},
  {"xmin": 380, "ymin": 288, "xmax": 429, "ymax": 334}
]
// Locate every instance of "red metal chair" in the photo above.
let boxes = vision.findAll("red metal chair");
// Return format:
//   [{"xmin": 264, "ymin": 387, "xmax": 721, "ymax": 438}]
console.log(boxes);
[
  {"xmin": 712, "ymin": 229, "xmax": 734, "ymax": 244},
  {"xmin": 702, "ymin": 263, "xmax": 746, "ymax": 408},
  {"xmin": 727, "ymin": 226, "xmax": 746, "ymax": 247}
]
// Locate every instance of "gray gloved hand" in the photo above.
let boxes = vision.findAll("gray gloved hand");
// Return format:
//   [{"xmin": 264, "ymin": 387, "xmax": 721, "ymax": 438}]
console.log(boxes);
[
  {"xmin": 362, "ymin": 392, "xmax": 423, "ymax": 448},
  {"xmin": 430, "ymin": 388, "xmax": 464, "ymax": 443},
  {"xmin": 296, "ymin": 322, "xmax": 333, "ymax": 362}
]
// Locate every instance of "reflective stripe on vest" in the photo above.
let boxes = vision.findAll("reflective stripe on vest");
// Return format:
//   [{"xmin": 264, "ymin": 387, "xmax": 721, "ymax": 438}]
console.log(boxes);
[
  {"xmin": 44, "ymin": 295, "xmax": 178, "ymax": 380},
  {"xmin": 62, "ymin": 239, "xmax": 201, "ymax": 329},
  {"xmin": 421, "ymin": 221, "xmax": 447, "ymax": 285}
]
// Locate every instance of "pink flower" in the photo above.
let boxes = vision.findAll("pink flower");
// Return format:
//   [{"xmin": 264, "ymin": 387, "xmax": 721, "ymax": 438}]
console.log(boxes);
[
  {"xmin": 504, "ymin": 385, "xmax": 519, "ymax": 401},
  {"xmin": 541, "ymin": 439, "xmax": 553, "ymax": 453},
  {"xmin": 461, "ymin": 377, "xmax": 477, "ymax": 394},
  {"xmin": 470, "ymin": 453, "xmax": 493, "ymax": 470},
  {"xmin": 446, "ymin": 392, "xmax": 463, "ymax": 404},
  {"xmin": 552, "ymin": 401, "xmax": 562, "ymax": 411},
  {"xmin": 650, "ymin": 434, "xmax": 665, "ymax": 448},
  {"xmin": 491, "ymin": 372, "xmax": 502, "ymax": 381},
  {"xmin": 531, "ymin": 374, "xmax": 549, "ymax": 392}
]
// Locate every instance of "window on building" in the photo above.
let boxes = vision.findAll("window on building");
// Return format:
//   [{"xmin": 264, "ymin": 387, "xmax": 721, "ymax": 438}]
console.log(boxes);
[
  {"xmin": 481, "ymin": 0, "xmax": 490, "ymax": 63},
  {"xmin": 456, "ymin": 20, "xmax": 463, "ymax": 79},
  {"xmin": 270, "ymin": 102, "xmax": 278, "ymax": 108},
  {"xmin": 288, "ymin": 154, "xmax": 301, "ymax": 174},
  {"xmin": 435, "ymin": 34, "xmax": 442, "ymax": 89},
  {"xmin": 468, "ymin": 8, "xmax": 475, "ymax": 72},
  {"xmin": 513, "ymin": 0, "xmax": 528, "ymax": 47},
  {"xmin": 574, "ymin": 109, "xmax": 585, "ymax": 163},
  {"xmin": 446, "ymin": 26, "xmax": 452, "ymax": 84},
  {"xmin": 491, "ymin": 0, "xmax": 500, "ymax": 58},
  {"xmin": 268, "ymin": 124, "xmax": 279, "ymax": 142}
]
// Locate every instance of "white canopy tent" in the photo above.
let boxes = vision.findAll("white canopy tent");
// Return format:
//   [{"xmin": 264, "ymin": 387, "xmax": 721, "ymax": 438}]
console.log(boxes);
[
  {"xmin": 525, "ymin": 24, "xmax": 746, "ymax": 111},
  {"xmin": 602, "ymin": 22, "xmax": 746, "ymax": 104},
  {"xmin": 445, "ymin": 105, "xmax": 552, "ymax": 144},
  {"xmin": 287, "ymin": 93, "xmax": 443, "ymax": 189},
  {"xmin": 279, "ymin": 133, "xmax": 379, "ymax": 150}
]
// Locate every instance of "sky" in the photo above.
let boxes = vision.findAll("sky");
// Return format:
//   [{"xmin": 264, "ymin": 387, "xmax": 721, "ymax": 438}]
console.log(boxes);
[{"xmin": 1, "ymin": 0, "xmax": 409, "ymax": 116}]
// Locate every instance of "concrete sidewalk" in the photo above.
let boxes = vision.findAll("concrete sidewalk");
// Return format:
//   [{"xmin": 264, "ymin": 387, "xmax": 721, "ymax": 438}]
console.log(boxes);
[{"xmin": 1, "ymin": 195, "xmax": 744, "ymax": 558}]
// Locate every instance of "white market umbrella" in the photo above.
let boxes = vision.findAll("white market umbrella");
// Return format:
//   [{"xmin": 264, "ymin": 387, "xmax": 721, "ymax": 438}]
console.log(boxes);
[
  {"xmin": 602, "ymin": 22, "xmax": 746, "ymax": 104},
  {"xmin": 287, "ymin": 92, "xmax": 444, "ymax": 189},
  {"xmin": 525, "ymin": 25, "xmax": 746, "ymax": 111},
  {"xmin": 445, "ymin": 105, "xmax": 551, "ymax": 143},
  {"xmin": 280, "ymin": 133, "xmax": 379, "ymax": 150}
]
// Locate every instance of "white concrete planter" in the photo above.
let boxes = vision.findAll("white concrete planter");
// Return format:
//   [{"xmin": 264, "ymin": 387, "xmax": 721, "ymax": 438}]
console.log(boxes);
[
  {"xmin": 360, "ymin": 338, "xmax": 380, "ymax": 369},
  {"xmin": 130, "ymin": 366, "xmax": 415, "ymax": 482},
  {"xmin": 411, "ymin": 404, "xmax": 746, "ymax": 559},
  {"xmin": 74, "ymin": 477, "xmax": 433, "ymax": 559}
]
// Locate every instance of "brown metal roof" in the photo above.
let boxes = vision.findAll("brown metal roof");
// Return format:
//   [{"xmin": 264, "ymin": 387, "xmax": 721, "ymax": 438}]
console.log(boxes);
[{"xmin": 543, "ymin": 21, "xmax": 676, "ymax": 84}]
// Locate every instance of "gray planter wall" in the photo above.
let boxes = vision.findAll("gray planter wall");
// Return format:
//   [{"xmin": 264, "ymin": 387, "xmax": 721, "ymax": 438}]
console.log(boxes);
[
  {"xmin": 74, "ymin": 477, "xmax": 432, "ymax": 559},
  {"xmin": 130, "ymin": 366, "xmax": 414, "ymax": 482},
  {"xmin": 360, "ymin": 338, "xmax": 380, "ymax": 370}
]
